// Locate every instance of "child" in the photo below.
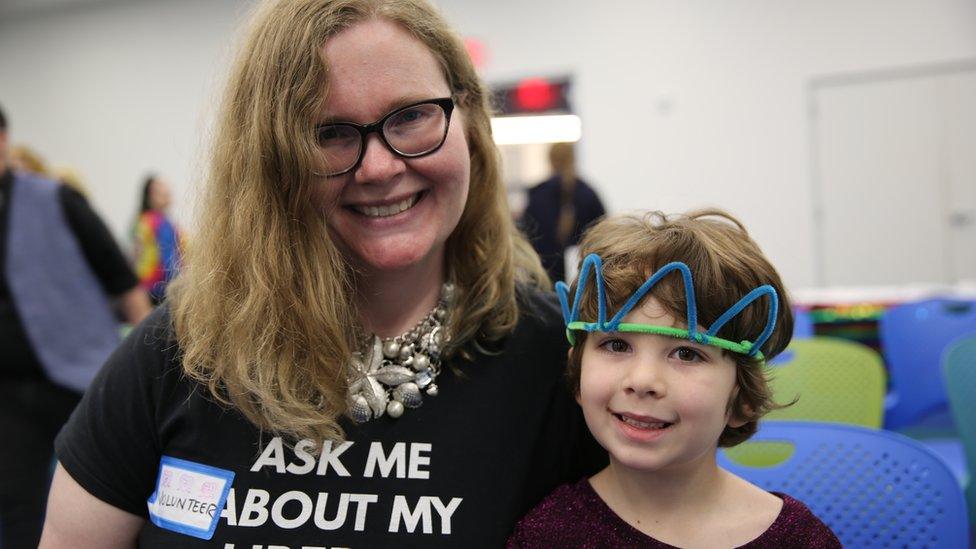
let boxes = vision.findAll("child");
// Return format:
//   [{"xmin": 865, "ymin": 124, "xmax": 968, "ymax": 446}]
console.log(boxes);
[{"xmin": 509, "ymin": 209, "xmax": 840, "ymax": 548}]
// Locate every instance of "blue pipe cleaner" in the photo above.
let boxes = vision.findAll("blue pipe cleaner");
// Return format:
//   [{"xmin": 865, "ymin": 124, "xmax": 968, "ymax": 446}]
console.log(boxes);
[{"xmin": 555, "ymin": 253, "xmax": 779, "ymax": 358}]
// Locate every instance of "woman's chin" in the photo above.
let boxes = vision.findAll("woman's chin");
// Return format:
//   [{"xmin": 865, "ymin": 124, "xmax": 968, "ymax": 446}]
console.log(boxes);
[{"xmin": 349, "ymin": 239, "xmax": 444, "ymax": 276}]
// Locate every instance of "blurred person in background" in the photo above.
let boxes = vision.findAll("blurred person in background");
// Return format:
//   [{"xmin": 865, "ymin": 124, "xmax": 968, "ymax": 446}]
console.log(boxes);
[
  {"xmin": 0, "ymin": 103, "xmax": 151, "ymax": 549},
  {"xmin": 520, "ymin": 142, "xmax": 606, "ymax": 283},
  {"xmin": 132, "ymin": 173, "xmax": 184, "ymax": 305},
  {"xmin": 54, "ymin": 166, "xmax": 91, "ymax": 198}
]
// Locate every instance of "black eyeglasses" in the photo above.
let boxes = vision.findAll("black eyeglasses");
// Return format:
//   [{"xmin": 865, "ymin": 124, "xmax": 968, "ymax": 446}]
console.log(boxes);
[{"xmin": 314, "ymin": 97, "xmax": 455, "ymax": 177}]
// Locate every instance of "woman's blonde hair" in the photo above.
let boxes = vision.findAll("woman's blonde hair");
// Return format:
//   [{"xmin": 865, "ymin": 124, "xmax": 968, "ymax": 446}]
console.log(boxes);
[
  {"xmin": 565, "ymin": 209, "xmax": 794, "ymax": 447},
  {"xmin": 169, "ymin": 0, "xmax": 547, "ymax": 443}
]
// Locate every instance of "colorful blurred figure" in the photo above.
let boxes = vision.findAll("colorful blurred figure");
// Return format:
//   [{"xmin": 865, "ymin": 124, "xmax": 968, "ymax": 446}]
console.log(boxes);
[{"xmin": 133, "ymin": 174, "xmax": 183, "ymax": 304}]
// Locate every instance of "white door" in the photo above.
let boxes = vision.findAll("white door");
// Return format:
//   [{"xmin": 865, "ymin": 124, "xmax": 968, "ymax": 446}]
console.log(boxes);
[
  {"xmin": 812, "ymin": 66, "xmax": 976, "ymax": 286},
  {"xmin": 941, "ymin": 72, "xmax": 976, "ymax": 283}
]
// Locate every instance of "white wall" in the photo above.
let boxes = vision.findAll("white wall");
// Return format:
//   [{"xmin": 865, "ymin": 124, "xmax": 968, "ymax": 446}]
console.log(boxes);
[
  {"xmin": 0, "ymin": 0, "xmax": 251, "ymax": 240},
  {"xmin": 2, "ymin": 0, "xmax": 975, "ymax": 289}
]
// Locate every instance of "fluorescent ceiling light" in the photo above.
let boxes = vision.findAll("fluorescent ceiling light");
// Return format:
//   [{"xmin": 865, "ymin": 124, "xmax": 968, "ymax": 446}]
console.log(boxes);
[{"xmin": 490, "ymin": 114, "xmax": 582, "ymax": 145}]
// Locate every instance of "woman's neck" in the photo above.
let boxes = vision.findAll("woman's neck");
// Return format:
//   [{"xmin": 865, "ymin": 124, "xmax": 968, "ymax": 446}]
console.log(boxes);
[{"xmin": 356, "ymin": 257, "xmax": 446, "ymax": 338}]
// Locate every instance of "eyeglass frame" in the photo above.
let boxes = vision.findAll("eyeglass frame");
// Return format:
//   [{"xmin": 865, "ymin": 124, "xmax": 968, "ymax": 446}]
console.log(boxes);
[{"xmin": 314, "ymin": 96, "xmax": 456, "ymax": 177}]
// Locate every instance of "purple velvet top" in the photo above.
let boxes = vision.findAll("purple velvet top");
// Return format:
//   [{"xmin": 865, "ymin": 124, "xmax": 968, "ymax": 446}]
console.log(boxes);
[{"xmin": 508, "ymin": 478, "xmax": 842, "ymax": 548}]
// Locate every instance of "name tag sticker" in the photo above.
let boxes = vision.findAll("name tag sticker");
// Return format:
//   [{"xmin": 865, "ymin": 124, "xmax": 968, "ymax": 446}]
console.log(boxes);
[{"xmin": 146, "ymin": 456, "xmax": 235, "ymax": 540}]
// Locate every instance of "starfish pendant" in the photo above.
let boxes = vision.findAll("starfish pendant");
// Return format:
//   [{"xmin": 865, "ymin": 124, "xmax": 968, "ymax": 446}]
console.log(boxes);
[{"xmin": 347, "ymin": 336, "xmax": 388, "ymax": 421}]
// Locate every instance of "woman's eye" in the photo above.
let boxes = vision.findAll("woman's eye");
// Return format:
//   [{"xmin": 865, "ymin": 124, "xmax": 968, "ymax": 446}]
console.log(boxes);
[
  {"xmin": 599, "ymin": 338, "xmax": 630, "ymax": 353},
  {"xmin": 400, "ymin": 109, "xmax": 423, "ymax": 122},
  {"xmin": 673, "ymin": 347, "xmax": 704, "ymax": 362},
  {"xmin": 317, "ymin": 125, "xmax": 355, "ymax": 146},
  {"xmin": 391, "ymin": 107, "xmax": 427, "ymax": 127},
  {"xmin": 318, "ymin": 126, "xmax": 340, "ymax": 141}
]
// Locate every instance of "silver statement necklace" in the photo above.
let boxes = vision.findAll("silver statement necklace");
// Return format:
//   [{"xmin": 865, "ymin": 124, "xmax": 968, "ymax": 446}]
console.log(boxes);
[{"xmin": 346, "ymin": 282, "xmax": 454, "ymax": 423}]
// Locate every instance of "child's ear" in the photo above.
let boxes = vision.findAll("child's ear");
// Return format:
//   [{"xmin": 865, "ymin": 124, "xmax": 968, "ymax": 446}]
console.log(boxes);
[
  {"xmin": 726, "ymin": 402, "xmax": 753, "ymax": 428},
  {"xmin": 568, "ymin": 348, "xmax": 582, "ymax": 405},
  {"xmin": 727, "ymin": 414, "xmax": 747, "ymax": 429},
  {"xmin": 725, "ymin": 385, "xmax": 752, "ymax": 428}
]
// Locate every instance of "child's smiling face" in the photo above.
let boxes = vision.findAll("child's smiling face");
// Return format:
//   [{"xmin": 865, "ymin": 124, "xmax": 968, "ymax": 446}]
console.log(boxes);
[{"xmin": 577, "ymin": 297, "xmax": 746, "ymax": 474}]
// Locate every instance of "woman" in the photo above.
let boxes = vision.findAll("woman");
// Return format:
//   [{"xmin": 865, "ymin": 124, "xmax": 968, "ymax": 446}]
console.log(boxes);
[
  {"xmin": 132, "ymin": 174, "xmax": 183, "ymax": 305},
  {"xmin": 41, "ymin": 1, "xmax": 602, "ymax": 547},
  {"xmin": 520, "ymin": 142, "xmax": 606, "ymax": 283}
]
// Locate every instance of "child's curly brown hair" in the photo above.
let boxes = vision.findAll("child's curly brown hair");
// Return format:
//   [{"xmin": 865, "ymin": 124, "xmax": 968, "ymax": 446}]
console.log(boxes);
[{"xmin": 565, "ymin": 209, "xmax": 794, "ymax": 447}]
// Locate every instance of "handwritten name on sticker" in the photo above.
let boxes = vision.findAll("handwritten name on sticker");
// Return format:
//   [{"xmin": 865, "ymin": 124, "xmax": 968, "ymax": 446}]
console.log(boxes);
[{"xmin": 147, "ymin": 456, "xmax": 235, "ymax": 540}]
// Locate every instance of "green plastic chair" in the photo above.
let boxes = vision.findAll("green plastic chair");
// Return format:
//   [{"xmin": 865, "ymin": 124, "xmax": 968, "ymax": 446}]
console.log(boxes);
[
  {"xmin": 943, "ymin": 334, "xmax": 976, "ymax": 527},
  {"xmin": 725, "ymin": 337, "xmax": 887, "ymax": 466}
]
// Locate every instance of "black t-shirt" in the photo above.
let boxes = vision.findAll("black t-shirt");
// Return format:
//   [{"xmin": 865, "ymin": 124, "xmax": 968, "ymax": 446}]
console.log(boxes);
[
  {"xmin": 55, "ymin": 287, "xmax": 606, "ymax": 548},
  {"xmin": 0, "ymin": 169, "xmax": 138, "ymax": 379}
]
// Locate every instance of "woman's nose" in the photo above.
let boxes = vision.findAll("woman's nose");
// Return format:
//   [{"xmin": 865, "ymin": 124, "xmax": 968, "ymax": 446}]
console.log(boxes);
[{"xmin": 354, "ymin": 134, "xmax": 405, "ymax": 184}]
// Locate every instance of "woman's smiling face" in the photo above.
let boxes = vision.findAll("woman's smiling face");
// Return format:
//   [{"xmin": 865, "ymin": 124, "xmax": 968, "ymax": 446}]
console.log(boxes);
[
  {"xmin": 312, "ymin": 18, "xmax": 470, "ymax": 276},
  {"xmin": 577, "ymin": 297, "xmax": 745, "ymax": 474}
]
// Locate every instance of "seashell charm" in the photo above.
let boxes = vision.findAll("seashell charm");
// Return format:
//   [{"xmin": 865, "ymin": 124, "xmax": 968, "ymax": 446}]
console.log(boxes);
[
  {"xmin": 393, "ymin": 382, "xmax": 423, "ymax": 408},
  {"xmin": 348, "ymin": 394, "xmax": 372, "ymax": 424},
  {"xmin": 374, "ymin": 366, "xmax": 415, "ymax": 386}
]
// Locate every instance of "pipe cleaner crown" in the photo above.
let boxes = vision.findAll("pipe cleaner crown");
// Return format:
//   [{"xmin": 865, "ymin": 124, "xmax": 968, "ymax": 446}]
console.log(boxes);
[{"xmin": 555, "ymin": 253, "xmax": 779, "ymax": 360}]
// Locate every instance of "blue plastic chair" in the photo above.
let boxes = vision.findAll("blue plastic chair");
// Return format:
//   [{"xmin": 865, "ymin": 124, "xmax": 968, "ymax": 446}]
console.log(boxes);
[
  {"xmin": 880, "ymin": 298, "xmax": 976, "ymax": 430},
  {"xmin": 718, "ymin": 421, "xmax": 969, "ymax": 548},
  {"xmin": 943, "ymin": 334, "xmax": 976, "ymax": 527},
  {"xmin": 793, "ymin": 307, "xmax": 815, "ymax": 339}
]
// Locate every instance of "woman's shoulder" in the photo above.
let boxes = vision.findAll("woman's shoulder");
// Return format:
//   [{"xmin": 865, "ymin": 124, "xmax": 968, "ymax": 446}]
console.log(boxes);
[
  {"xmin": 130, "ymin": 301, "xmax": 177, "ymax": 346},
  {"xmin": 54, "ymin": 302, "xmax": 215, "ymax": 518},
  {"xmin": 505, "ymin": 284, "xmax": 568, "ymax": 361},
  {"xmin": 515, "ymin": 283, "xmax": 564, "ymax": 327},
  {"xmin": 105, "ymin": 303, "xmax": 185, "ymax": 383}
]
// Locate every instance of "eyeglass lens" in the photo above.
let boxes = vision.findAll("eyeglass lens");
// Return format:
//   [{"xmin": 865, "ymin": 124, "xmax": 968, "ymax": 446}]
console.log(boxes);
[{"xmin": 317, "ymin": 101, "xmax": 449, "ymax": 176}]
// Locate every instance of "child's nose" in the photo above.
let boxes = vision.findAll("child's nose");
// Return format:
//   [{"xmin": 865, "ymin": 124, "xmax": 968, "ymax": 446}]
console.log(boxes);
[{"xmin": 623, "ymin": 360, "xmax": 667, "ymax": 397}]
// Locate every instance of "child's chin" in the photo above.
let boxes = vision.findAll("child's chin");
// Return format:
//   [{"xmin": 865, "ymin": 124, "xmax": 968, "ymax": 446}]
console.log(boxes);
[{"xmin": 611, "ymin": 452, "xmax": 668, "ymax": 472}]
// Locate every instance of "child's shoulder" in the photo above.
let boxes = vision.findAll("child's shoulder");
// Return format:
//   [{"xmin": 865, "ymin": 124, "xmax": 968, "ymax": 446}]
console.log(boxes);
[
  {"xmin": 743, "ymin": 492, "xmax": 842, "ymax": 548},
  {"xmin": 719, "ymin": 470, "xmax": 840, "ymax": 547},
  {"xmin": 508, "ymin": 478, "xmax": 666, "ymax": 548},
  {"xmin": 507, "ymin": 479, "xmax": 594, "ymax": 547}
]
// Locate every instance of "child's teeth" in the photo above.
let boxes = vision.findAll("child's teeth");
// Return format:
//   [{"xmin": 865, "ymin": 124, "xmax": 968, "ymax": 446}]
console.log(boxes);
[{"xmin": 621, "ymin": 416, "xmax": 668, "ymax": 429}]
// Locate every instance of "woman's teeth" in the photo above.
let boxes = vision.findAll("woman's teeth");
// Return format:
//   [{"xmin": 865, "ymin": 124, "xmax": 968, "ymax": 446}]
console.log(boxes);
[
  {"xmin": 354, "ymin": 194, "xmax": 418, "ymax": 218},
  {"xmin": 618, "ymin": 415, "xmax": 671, "ymax": 430}
]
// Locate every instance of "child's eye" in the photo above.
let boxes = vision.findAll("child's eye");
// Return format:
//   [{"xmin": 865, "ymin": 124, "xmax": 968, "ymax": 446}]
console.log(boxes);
[
  {"xmin": 599, "ymin": 338, "xmax": 631, "ymax": 353},
  {"xmin": 672, "ymin": 346, "xmax": 705, "ymax": 362}
]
